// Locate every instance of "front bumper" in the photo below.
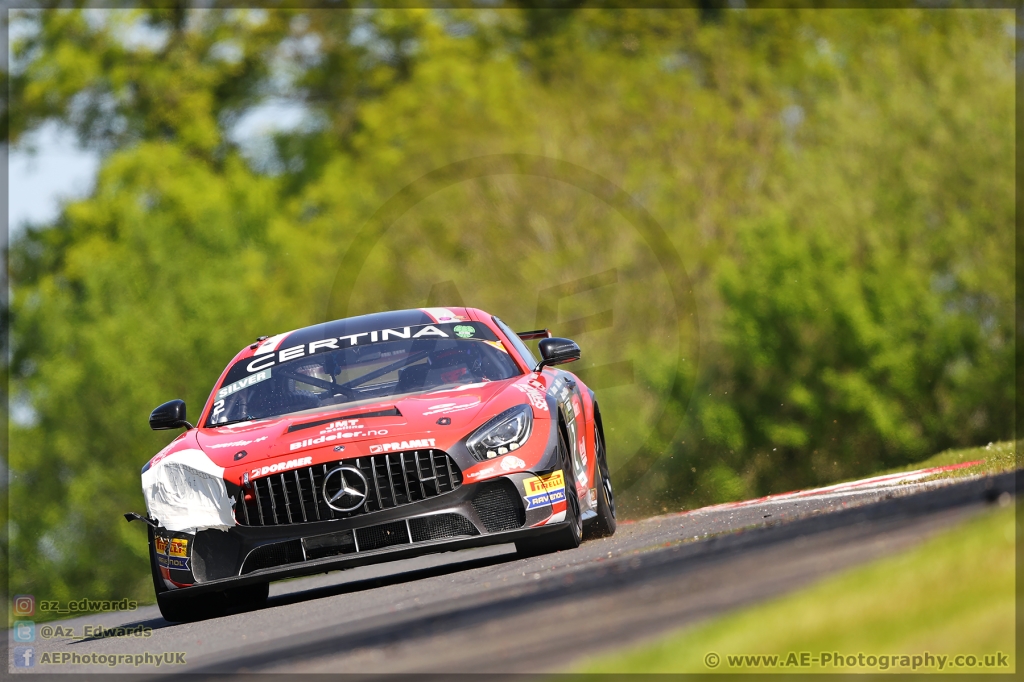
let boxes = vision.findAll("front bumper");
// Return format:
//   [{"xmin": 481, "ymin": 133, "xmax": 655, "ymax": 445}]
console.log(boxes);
[{"xmin": 154, "ymin": 472, "xmax": 566, "ymax": 597}]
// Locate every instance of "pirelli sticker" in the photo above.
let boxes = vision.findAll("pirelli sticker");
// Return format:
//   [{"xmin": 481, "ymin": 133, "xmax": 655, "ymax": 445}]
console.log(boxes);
[
  {"xmin": 155, "ymin": 536, "xmax": 190, "ymax": 571},
  {"xmin": 522, "ymin": 471, "xmax": 566, "ymax": 510}
]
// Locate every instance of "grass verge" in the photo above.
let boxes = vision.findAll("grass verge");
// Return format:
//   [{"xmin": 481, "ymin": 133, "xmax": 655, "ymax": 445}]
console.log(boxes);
[
  {"xmin": 572, "ymin": 501, "xmax": 1017, "ymax": 674},
  {"xmin": 879, "ymin": 439, "xmax": 1020, "ymax": 483}
]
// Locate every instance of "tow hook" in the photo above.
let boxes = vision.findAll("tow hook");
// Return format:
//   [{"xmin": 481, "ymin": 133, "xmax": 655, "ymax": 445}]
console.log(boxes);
[{"xmin": 123, "ymin": 512, "xmax": 159, "ymax": 528}]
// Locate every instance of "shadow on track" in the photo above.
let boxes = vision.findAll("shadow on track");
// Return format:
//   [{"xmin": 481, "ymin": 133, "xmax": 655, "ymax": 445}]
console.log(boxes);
[
  {"xmin": 165, "ymin": 470, "xmax": 1018, "ymax": 677},
  {"xmin": 136, "ymin": 547, "xmax": 524, "ymax": 631},
  {"xmin": 263, "ymin": 550, "xmax": 523, "ymax": 610},
  {"xmin": 68, "ymin": 616, "xmax": 177, "ymax": 644}
]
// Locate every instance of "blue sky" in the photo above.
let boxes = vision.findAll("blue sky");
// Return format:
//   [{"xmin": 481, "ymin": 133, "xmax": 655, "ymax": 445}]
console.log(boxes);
[
  {"xmin": 5, "ymin": 9, "xmax": 317, "ymax": 241},
  {"xmin": 8, "ymin": 123, "xmax": 101, "ymax": 237},
  {"xmin": 6, "ymin": 102, "xmax": 308, "ymax": 241}
]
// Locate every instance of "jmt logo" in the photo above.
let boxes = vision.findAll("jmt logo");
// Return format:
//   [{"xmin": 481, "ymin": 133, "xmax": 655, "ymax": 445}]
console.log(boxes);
[
  {"xmin": 320, "ymin": 420, "xmax": 362, "ymax": 435},
  {"xmin": 369, "ymin": 439, "xmax": 437, "ymax": 454}
]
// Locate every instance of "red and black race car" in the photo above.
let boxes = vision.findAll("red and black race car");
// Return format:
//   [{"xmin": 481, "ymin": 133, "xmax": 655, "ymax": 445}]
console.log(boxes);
[{"xmin": 128, "ymin": 307, "xmax": 616, "ymax": 621}]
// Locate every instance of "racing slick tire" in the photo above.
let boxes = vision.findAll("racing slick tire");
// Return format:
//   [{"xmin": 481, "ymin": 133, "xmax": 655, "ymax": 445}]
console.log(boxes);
[
  {"xmin": 157, "ymin": 589, "xmax": 225, "ymax": 623},
  {"xmin": 515, "ymin": 421, "xmax": 583, "ymax": 557},
  {"xmin": 583, "ymin": 423, "xmax": 616, "ymax": 540}
]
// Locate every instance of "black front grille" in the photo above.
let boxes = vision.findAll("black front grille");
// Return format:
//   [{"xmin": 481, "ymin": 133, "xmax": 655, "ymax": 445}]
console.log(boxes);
[
  {"xmin": 471, "ymin": 480, "xmax": 526, "ymax": 533},
  {"xmin": 356, "ymin": 520, "xmax": 409, "ymax": 551},
  {"xmin": 235, "ymin": 450, "xmax": 462, "ymax": 526},
  {"xmin": 409, "ymin": 514, "xmax": 479, "ymax": 542}
]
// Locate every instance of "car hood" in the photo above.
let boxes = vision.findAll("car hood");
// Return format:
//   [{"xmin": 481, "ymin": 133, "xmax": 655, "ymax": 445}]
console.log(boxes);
[{"xmin": 193, "ymin": 379, "xmax": 532, "ymax": 469}]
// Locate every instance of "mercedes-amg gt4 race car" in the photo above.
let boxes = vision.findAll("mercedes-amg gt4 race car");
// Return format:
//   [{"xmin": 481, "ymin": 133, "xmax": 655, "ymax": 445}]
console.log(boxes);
[{"xmin": 127, "ymin": 307, "xmax": 616, "ymax": 621}]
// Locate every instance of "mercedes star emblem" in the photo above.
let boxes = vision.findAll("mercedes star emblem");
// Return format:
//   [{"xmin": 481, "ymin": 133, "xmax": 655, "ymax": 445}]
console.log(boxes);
[{"xmin": 322, "ymin": 466, "xmax": 369, "ymax": 512}]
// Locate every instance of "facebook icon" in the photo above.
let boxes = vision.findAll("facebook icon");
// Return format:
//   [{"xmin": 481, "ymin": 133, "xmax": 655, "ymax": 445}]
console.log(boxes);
[{"xmin": 13, "ymin": 647, "xmax": 35, "ymax": 668}]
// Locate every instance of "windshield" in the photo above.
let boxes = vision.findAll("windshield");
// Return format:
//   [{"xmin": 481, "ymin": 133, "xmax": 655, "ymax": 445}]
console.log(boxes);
[{"xmin": 205, "ymin": 321, "xmax": 520, "ymax": 426}]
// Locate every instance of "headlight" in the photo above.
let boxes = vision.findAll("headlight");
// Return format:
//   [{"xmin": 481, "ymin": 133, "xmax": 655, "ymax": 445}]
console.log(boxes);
[{"xmin": 466, "ymin": 404, "xmax": 533, "ymax": 461}]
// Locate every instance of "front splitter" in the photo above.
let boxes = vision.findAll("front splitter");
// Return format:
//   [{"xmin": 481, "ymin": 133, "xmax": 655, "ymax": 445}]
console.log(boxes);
[{"xmin": 157, "ymin": 522, "xmax": 567, "ymax": 600}]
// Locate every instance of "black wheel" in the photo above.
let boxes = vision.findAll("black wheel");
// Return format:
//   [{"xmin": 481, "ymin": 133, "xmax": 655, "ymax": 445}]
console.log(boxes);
[
  {"xmin": 157, "ymin": 582, "xmax": 267, "ymax": 623},
  {"xmin": 583, "ymin": 423, "xmax": 616, "ymax": 539},
  {"xmin": 515, "ymin": 422, "xmax": 582, "ymax": 557},
  {"xmin": 157, "ymin": 589, "xmax": 227, "ymax": 623}
]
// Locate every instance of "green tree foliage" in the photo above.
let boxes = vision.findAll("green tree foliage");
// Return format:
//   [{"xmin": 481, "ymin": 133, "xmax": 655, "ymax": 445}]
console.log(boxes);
[{"xmin": 6, "ymin": 7, "xmax": 1014, "ymax": 601}]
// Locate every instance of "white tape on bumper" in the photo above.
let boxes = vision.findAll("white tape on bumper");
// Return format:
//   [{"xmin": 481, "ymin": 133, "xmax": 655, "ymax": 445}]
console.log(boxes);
[{"xmin": 141, "ymin": 448, "xmax": 235, "ymax": 533}]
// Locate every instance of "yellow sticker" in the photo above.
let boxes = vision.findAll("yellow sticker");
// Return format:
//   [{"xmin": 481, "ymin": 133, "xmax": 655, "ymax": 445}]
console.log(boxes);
[
  {"xmin": 169, "ymin": 538, "xmax": 189, "ymax": 557},
  {"xmin": 522, "ymin": 471, "xmax": 566, "ymax": 510},
  {"xmin": 484, "ymin": 340, "xmax": 508, "ymax": 354},
  {"xmin": 155, "ymin": 537, "xmax": 168, "ymax": 555},
  {"xmin": 522, "ymin": 470, "xmax": 565, "ymax": 496}
]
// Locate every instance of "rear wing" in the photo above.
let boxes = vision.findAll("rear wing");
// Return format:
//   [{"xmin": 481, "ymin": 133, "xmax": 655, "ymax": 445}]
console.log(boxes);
[{"xmin": 516, "ymin": 329, "xmax": 552, "ymax": 340}]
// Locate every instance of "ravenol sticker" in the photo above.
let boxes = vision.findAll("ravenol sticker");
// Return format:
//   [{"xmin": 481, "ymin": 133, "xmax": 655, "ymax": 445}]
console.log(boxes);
[
  {"xmin": 522, "ymin": 471, "xmax": 566, "ymax": 510},
  {"xmin": 217, "ymin": 369, "xmax": 272, "ymax": 400},
  {"xmin": 157, "ymin": 554, "xmax": 190, "ymax": 571},
  {"xmin": 453, "ymin": 324, "xmax": 476, "ymax": 338},
  {"xmin": 155, "ymin": 536, "xmax": 188, "ymax": 569}
]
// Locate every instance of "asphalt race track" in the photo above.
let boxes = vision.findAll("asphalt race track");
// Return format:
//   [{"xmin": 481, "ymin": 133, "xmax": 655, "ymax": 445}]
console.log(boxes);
[{"xmin": 11, "ymin": 470, "xmax": 1017, "ymax": 677}]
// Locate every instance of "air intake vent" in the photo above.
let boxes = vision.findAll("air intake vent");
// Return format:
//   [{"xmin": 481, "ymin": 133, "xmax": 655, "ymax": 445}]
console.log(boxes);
[
  {"xmin": 355, "ymin": 520, "xmax": 409, "ymax": 551},
  {"xmin": 241, "ymin": 540, "xmax": 304, "ymax": 574},
  {"xmin": 471, "ymin": 480, "xmax": 525, "ymax": 533},
  {"xmin": 240, "ymin": 513, "xmax": 481, "ymax": 575},
  {"xmin": 287, "ymin": 407, "xmax": 402, "ymax": 433},
  {"xmin": 408, "ymin": 514, "xmax": 478, "ymax": 542}
]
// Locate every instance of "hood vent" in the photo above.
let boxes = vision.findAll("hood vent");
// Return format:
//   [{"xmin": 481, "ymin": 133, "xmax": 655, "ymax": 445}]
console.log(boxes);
[{"xmin": 287, "ymin": 406, "xmax": 402, "ymax": 433}]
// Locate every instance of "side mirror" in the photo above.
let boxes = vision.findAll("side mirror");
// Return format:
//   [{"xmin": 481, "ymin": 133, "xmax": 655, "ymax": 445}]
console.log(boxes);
[
  {"xmin": 534, "ymin": 337, "xmax": 581, "ymax": 371},
  {"xmin": 150, "ymin": 399, "xmax": 194, "ymax": 431}
]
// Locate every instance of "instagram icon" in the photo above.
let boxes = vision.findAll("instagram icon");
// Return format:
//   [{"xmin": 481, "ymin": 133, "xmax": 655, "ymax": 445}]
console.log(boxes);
[{"xmin": 13, "ymin": 595, "xmax": 35, "ymax": 617}]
